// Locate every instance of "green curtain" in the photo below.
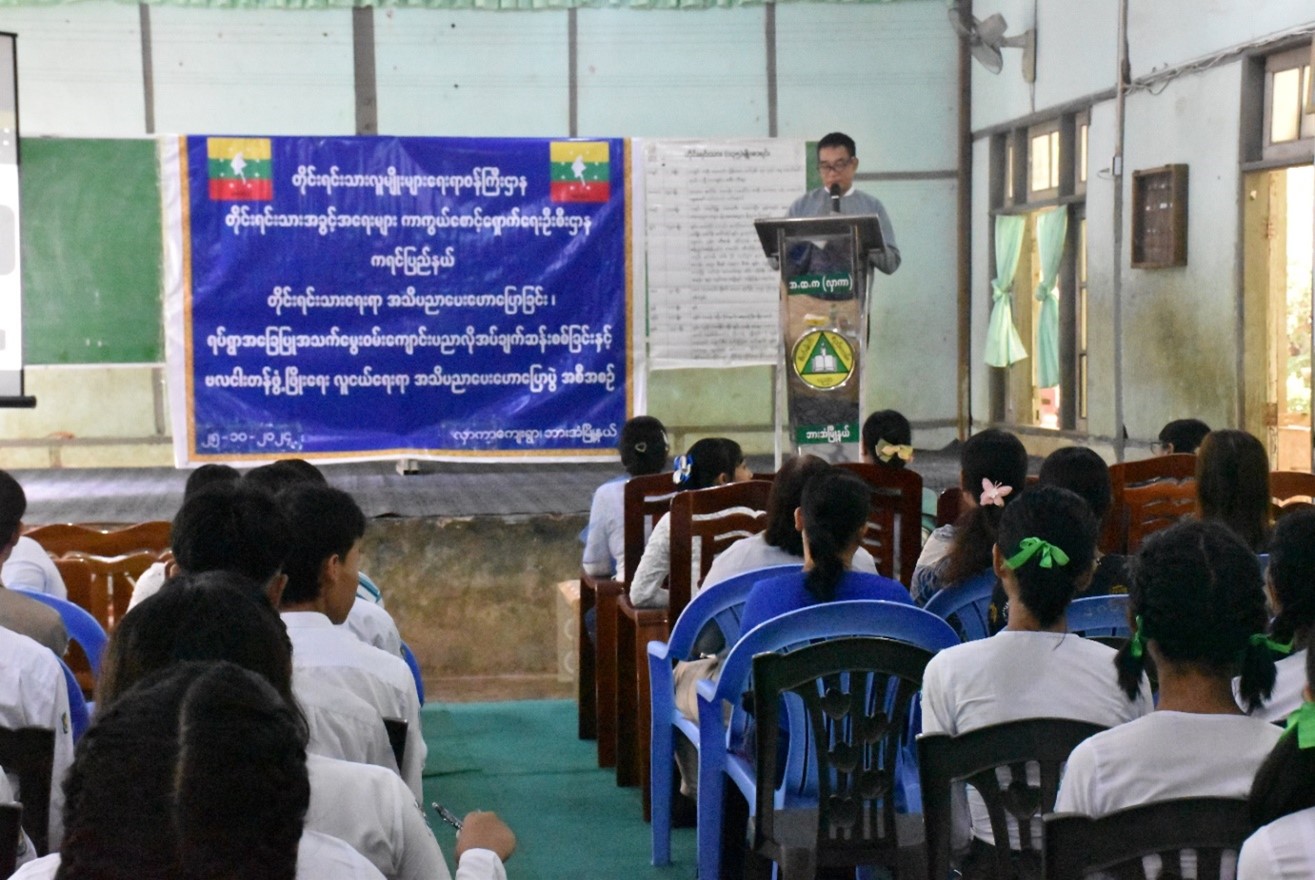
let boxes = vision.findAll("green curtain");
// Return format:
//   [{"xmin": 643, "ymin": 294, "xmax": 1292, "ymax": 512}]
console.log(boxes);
[
  {"xmin": 1033, "ymin": 206, "xmax": 1068, "ymax": 389},
  {"xmin": 984, "ymin": 213, "xmax": 1027, "ymax": 368}
]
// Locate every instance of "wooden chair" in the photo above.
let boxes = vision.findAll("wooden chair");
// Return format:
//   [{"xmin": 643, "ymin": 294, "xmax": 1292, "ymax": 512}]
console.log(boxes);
[
  {"xmin": 1122, "ymin": 480, "xmax": 1196, "ymax": 554},
  {"xmin": 1042, "ymin": 797, "xmax": 1249, "ymax": 880},
  {"xmin": 837, "ymin": 463, "xmax": 924, "ymax": 586},
  {"xmin": 578, "ymin": 474, "xmax": 677, "ymax": 772},
  {"xmin": 24, "ymin": 520, "xmax": 171, "ymax": 559},
  {"xmin": 618, "ymin": 479, "xmax": 772, "ymax": 811},
  {"xmin": 936, "ymin": 486, "xmax": 963, "ymax": 528},
  {"xmin": 0, "ymin": 727, "xmax": 54, "ymax": 856},
  {"xmin": 1271, "ymin": 470, "xmax": 1315, "ymax": 519},
  {"xmin": 58, "ymin": 550, "xmax": 158, "ymax": 633},
  {"xmin": 1104, "ymin": 454, "xmax": 1196, "ymax": 554},
  {"xmin": 919, "ymin": 718, "xmax": 1107, "ymax": 880}
]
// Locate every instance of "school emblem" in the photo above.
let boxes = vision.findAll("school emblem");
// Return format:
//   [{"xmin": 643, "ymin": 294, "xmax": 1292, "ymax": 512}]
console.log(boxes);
[{"xmin": 791, "ymin": 329, "xmax": 855, "ymax": 390}]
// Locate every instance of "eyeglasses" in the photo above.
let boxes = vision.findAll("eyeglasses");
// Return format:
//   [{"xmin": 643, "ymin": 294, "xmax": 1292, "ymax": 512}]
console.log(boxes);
[{"xmin": 817, "ymin": 158, "xmax": 854, "ymax": 174}]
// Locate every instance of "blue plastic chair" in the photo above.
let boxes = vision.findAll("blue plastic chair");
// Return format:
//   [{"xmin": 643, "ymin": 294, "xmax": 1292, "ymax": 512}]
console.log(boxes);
[
  {"xmin": 400, "ymin": 641, "xmax": 425, "ymax": 706},
  {"xmin": 647, "ymin": 563, "xmax": 800, "ymax": 865},
  {"xmin": 1066, "ymin": 593, "xmax": 1131, "ymax": 641},
  {"xmin": 923, "ymin": 569, "xmax": 997, "ymax": 641},
  {"xmin": 694, "ymin": 600, "xmax": 959, "ymax": 880},
  {"xmin": 16, "ymin": 589, "xmax": 108, "ymax": 677},
  {"xmin": 55, "ymin": 655, "xmax": 90, "ymax": 741}
]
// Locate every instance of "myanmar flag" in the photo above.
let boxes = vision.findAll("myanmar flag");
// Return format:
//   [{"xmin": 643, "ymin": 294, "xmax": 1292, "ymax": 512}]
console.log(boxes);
[
  {"xmin": 207, "ymin": 137, "xmax": 273, "ymax": 201},
  {"xmin": 549, "ymin": 141, "xmax": 610, "ymax": 203}
]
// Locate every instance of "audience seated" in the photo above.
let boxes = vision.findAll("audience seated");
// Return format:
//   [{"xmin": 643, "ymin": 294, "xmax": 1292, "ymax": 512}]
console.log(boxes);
[
  {"xmin": 278, "ymin": 484, "xmax": 427, "ymax": 800},
  {"xmin": 912, "ymin": 429, "xmax": 1027, "ymax": 606},
  {"xmin": 11, "ymin": 661, "xmax": 385, "ymax": 880},
  {"xmin": 1055, "ymin": 521, "xmax": 1281, "ymax": 818},
  {"xmin": 860, "ymin": 408, "xmax": 937, "ymax": 529},
  {"xmin": 582, "ymin": 416, "xmax": 668, "ymax": 579},
  {"xmin": 1239, "ymin": 640, "xmax": 1315, "ymax": 877},
  {"xmin": 0, "ymin": 471, "xmax": 68, "ymax": 655},
  {"xmin": 629, "ymin": 437, "xmax": 751, "ymax": 609},
  {"xmin": 1197, "ymin": 429, "xmax": 1272, "ymax": 552},
  {"xmin": 921, "ymin": 486, "xmax": 1151, "ymax": 861},
  {"xmin": 1156, "ymin": 417, "xmax": 1211, "ymax": 455},
  {"xmin": 2, "ymin": 536, "xmax": 66, "ymax": 600},
  {"xmin": 100, "ymin": 572, "xmax": 514, "ymax": 880},
  {"xmin": 1240, "ymin": 509, "xmax": 1315, "ymax": 721}
]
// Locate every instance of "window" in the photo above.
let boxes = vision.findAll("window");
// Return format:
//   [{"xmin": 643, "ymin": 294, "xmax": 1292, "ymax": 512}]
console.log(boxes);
[
  {"xmin": 1028, "ymin": 123, "xmax": 1060, "ymax": 198},
  {"xmin": 1076, "ymin": 111, "xmax": 1089, "ymax": 195},
  {"xmin": 1264, "ymin": 46, "xmax": 1315, "ymax": 161}
]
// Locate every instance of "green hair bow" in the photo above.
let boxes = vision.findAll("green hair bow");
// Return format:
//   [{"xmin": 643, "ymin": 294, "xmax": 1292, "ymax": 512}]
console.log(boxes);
[{"xmin": 1003, "ymin": 537, "xmax": 1070, "ymax": 571}]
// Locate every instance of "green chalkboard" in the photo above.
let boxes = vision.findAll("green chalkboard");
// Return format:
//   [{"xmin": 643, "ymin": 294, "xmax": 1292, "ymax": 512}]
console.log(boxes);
[{"xmin": 19, "ymin": 138, "xmax": 163, "ymax": 364}]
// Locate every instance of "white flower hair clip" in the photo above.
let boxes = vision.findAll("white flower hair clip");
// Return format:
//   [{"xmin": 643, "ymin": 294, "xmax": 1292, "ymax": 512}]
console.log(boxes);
[{"xmin": 979, "ymin": 478, "xmax": 1013, "ymax": 507}]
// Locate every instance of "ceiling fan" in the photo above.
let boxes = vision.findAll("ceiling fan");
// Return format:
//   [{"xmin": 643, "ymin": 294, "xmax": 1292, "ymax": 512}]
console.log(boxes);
[{"xmin": 948, "ymin": 2, "xmax": 1036, "ymax": 83}]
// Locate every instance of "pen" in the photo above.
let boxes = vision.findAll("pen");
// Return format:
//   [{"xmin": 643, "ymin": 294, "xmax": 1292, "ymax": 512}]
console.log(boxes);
[{"xmin": 431, "ymin": 802, "xmax": 463, "ymax": 831}]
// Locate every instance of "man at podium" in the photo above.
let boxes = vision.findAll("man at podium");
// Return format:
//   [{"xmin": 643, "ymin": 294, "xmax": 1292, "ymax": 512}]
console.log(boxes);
[{"xmin": 787, "ymin": 132, "xmax": 901, "ymax": 275}]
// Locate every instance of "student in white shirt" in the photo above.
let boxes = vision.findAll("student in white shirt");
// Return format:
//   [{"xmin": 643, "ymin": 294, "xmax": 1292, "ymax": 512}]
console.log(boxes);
[
  {"xmin": 582, "ymin": 415, "xmax": 668, "ymax": 579},
  {"xmin": 921, "ymin": 486, "xmax": 1151, "ymax": 860},
  {"xmin": 1239, "ymin": 645, "xmax": 1315, "ymax": 878},
  {"xmin": 1242, "ymin": 509, "xmax": 1315, "ymax": 721},
  {"xmin": 1056, "ymin": 521, "xmax": 1283, "ymax": 820}
]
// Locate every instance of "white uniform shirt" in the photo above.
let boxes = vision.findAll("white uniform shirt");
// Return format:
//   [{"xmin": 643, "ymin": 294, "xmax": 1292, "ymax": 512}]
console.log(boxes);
[
  {"xmin": 10, "ymin": 830, "xmax": 388, "ymax": 880},
  {"xmin": 282, "ymin": 611, "xmax": 426, "ymax": 801},
  {"xmin": 1238, "ymin": 648, "xmax": 1305, "ymax": 722},
  {"xmin": 1055, "ymin": 711, "xmax": 1283, "ymax": 817},
  {"xmin": 629, "ymin": 507, "xmax": 759, "ymax": 609},
  {"xmin": 344, "ymin": 596, "xmax": 404, "ymax": 659},
  {"xmin": 126, "ymin": 560, "xmax": 168, "ymax": 612},
  {"xmin": 295, "ymin": 671, "xmax": 399, "ymax": 773},
  {"xmin": 921, "ymin": 631, "xmax": 1151, "ymax": 847},
  {"xmin": 0, "ymin": 626, "xmax": 74, "ymax": 850},
  {"xmin": 1, "ymin": 539, "xmax": 66, "ymax": 600},
  {"xmin": 1238, "ymin": 805, "xmax": 1315, "ymax": 879},
  {"xmin": 582, "ymin": 477, "xmax": 625, "ymax": 577},
  {"xmin": 698, "ymin": 533, "xmax": 878, "ymax": 595}
]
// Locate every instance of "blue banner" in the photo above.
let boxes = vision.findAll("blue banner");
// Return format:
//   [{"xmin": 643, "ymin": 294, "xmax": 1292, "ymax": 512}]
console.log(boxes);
[{"xmin": 168, "ymin": 136, "xmax": 630, "ymax": 462}]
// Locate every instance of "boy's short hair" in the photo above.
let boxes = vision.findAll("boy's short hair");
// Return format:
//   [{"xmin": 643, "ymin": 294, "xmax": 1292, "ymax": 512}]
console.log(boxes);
[
  {"xmin": 171, "ymin": 482, "xmax": 290, "ymax": 585},
  {"xmin": 817, "ymin": 132, "xmax": 857, "ymax": 157},
  {"xmin": 1158, "ymin": 419, "xmax": 1211, "ymax": 454},
  {"xmin": 278, "ymin": 484, "xmax": 366, "ymax": 606}
]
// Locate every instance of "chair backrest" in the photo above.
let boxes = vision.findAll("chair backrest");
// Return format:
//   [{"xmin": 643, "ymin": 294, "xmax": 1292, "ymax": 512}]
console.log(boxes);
[
  {"xmin": 919, "ymin": 718, "xmax": 1107, "ymax": 880},
  {"xmin": 667, "ymin": 481, "xmax": 772, "ymax": 621},
  {"xmin": 936, "ymin": 487, "xmax": 962, "ymax": 528},
  {"xmin": 923, "ymin": 569, "xmax": 997, "ymax": 642},
  {"xmin": 623, "ymin": 473, "xmax": 680, "ymax": 585},
  {"xmin": 665, "ymin": 564, "xmax": 801, "ymax": 663},
  {"xmin": 0, "ymin": 727, "xmax": 55, "ymax": 856},
  {"xmin": 1104, "ymin": 455, "xmax": 1197, "ymax": 554},
  {"xmin": 837, "ymin": 462, "xmax": 924, "ymax": 586},
  {"xmin": 711, "ymin": 601, "xmax": 959, "ymax": 761},
  {"xmin": 24, "ymin": 521, "xmax": 172, "ymax": 559},
  {"xmin": 1066, "ymin": 594, "xmax": 1131, "ymax": 642},
  {"xmin": 13, "ymin": 588, "xmax": 108, "ymax": 678},
  {"xmin": 400, "ymin": 641, "xmax": 425, "ymax": 706},
  {"xmin": 1123, "ymin": 479, "xmax": 1196, "ymax": 554},
  {"xmin": 59, "ymin": 551, "xmax": 158, "ymax": 632},
  {"xmin": 1271, "ymin": 470, "xmax": 1315, "ymax": 519},
  {"xmin": 751, "ymin": 636, "xmax": 937, "ymax": 874},
  {"xmin": 1041, "ymin": 796, "xmax": 1250, "ymax": 880},
  {"xmin": 0, "ymin": 803, "xmax": 21, "ymax": 879}
]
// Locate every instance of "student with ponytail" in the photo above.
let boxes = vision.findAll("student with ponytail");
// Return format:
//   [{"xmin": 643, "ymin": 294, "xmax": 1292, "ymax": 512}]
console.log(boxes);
[
  {"xmin": 737, "ymin": 467, "xmax": 910, "ymax": 635},
  {"xmin": 921, "ymin": 487, "xmax": 1150, "ymax": 858},
  {"xmin": 1240, "ymin": 509, "xmax": 1315, "ymax": 721},
  {"xmin": 1055, "ymin": 520, "xmax": 1282, "ymax": 818},
  {"xmin": 582, "ymin": 416, "xmax": 669, "ymax": 578},
  {"xmin": 1238, "ymin": 646, "xmax": 1315, "ymax": 877},
  {"xmin": 628, "ymin": 437, "xmax": 751, "ymax": 609}
]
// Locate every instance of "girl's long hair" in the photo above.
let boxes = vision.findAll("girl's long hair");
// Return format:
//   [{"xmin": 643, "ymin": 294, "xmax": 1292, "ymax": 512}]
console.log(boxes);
[{"xmin": 801, "ymin": 468, "xmax": 871, "ymax": 602}]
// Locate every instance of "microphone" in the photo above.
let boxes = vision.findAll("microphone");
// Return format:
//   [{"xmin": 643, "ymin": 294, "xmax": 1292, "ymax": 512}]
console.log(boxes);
[{"xmin": 829, "ymin": 183, "xmax": 842, "ymax": 213}]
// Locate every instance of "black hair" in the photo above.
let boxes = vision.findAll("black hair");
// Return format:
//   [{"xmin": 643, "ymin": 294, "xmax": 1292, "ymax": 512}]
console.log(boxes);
[
  {"xmin": 763, "ymin": 455, "xmax": 830, "ymax": 556},
  {"xmin": 242, "ymin": 459, "xmax": 327, "ymax": 495},
  {"xmin": 675, "ymin": 437, "xmax": 744, "ymax": 492},
  {"xmin": 861, "ymin": 410, "xmax": 912, "ymax": 469},
  {"xmin": 100, "ymin": 571, "xmax": 302, "ymax": 727},
  {"xmin": 277, "ymin": 484, "xmax": 366, "ymax": 606},
  {"xmin": 943, "ymin": 429, "xmax": 1029, "ymax": 585},
  {"xmin": 170, "ymin": 482, "xmax": 291, "ymax": 586},
  {"xmin": 182, "ymin": 464, "xmax": 240, "ymax": 502},
  {"xmin": 1038, "ymin": 446, "xmax": 1113, "ymax": 521},
  {"xmin": 817, "ymin": 132, "xmax": 857, "ymax": 158},
  {"xmin": 619, "ymin": 416, "xmax": 668, "ymax": 477},
  {"xmin": 1158, "ymin": 418, "xmax": 1211, "ymax": 454},
  {"xmin": 996, "ymin": 486, "xmax": 1098, "ymax": 629},
  {"xmin": 1115, "ymin": 520, "xmax": 1275, "ymax": 710},
  {"xmin": 0, "ymin": 469, "xmax": 25, "ymax": 541},
  {"xmin": 801, "ymin": 468, "xmax": 871, "ymax": 602},
  {"xmin": 1249, "ymin": 645, "xmax": 1315, "ymax": 829},
  {"xmin": 1266, "ymin": 509, "xmax": 1315, "ymax": 646},
  {"xmin": 57, "ymin": 661, "xmax": 307, "ymax": 880},
  {"xmin": 1196, "ymin": 429, "xmax": 1271, "ymax": 553}
]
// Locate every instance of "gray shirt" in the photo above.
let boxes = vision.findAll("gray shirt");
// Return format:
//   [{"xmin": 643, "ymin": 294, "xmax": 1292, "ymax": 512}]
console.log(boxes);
[{"xmin": 787, "ymin": 187, "xmax": 901, "ymax": 275}]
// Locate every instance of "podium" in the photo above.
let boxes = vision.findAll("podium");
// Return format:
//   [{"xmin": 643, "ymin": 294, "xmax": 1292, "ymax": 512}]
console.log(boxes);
[{"xmin": 754, "ymin": 215, "xmax": 886, "ymax": 462}]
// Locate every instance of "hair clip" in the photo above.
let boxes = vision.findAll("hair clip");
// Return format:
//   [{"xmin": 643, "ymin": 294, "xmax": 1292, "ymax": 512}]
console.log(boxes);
[
  {"xmin": 877, "ymin": 442, "xmax": 914, "ymax": 464},
  {"xmin": 1287, "ymin": 701, "xmax": 1315, "ymax": 750},
  {"xmin": 633, "ymin": 442, "xmax": 647, "ymax": 454},
  {"xmin": 673, "ymin": 454, "xmax": 693, "ymax": 485},
  {"xmin": 1129, "ymin": 614, "xmax": 1147, "ymax": 660},
  {"xmin": 1003, "ymin": 536, "xmax": 1070, "ymax": 571},
  {"xmin": 979, "ymin": 478, "xmax": 1013, "ymax": 507},
  {"xmin": 1249, "ymin": 633, "xmax": 1294, "ymax": 655}
]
